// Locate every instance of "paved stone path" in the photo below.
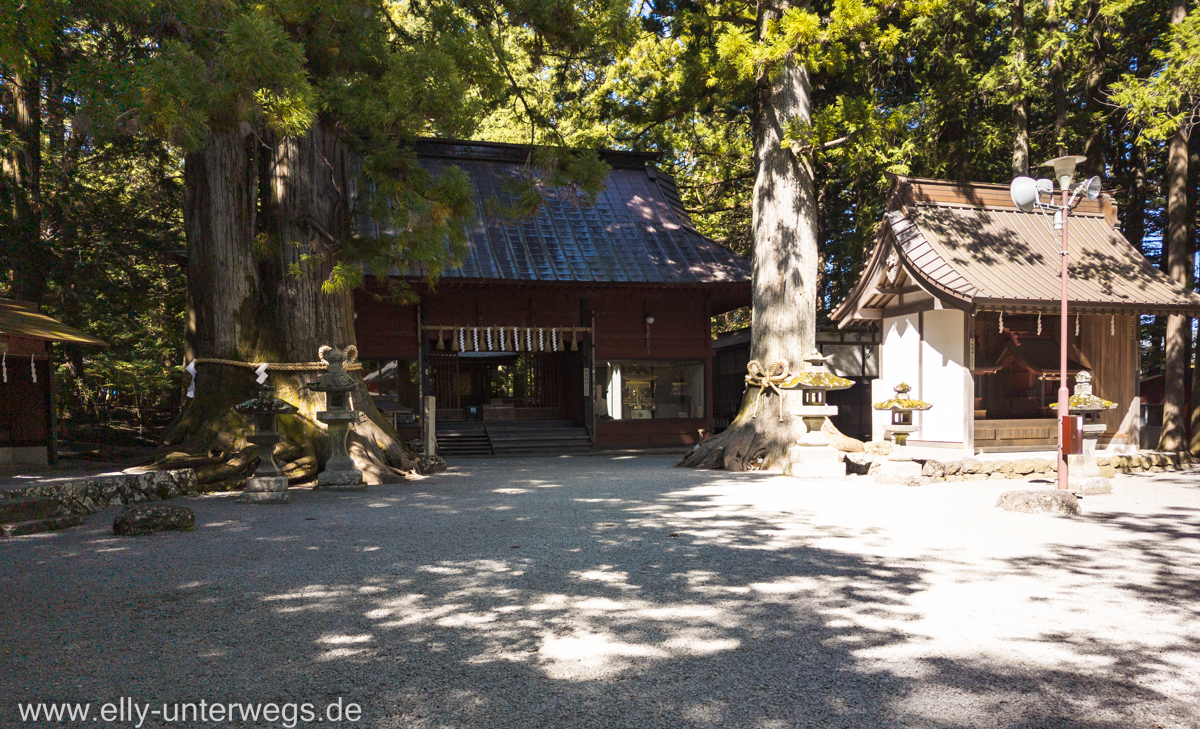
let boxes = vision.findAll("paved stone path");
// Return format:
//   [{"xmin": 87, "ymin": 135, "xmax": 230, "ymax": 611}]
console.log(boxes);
[{"xmin": 3, "ymin": 456, "xmax": 1199, "ymax": 728}]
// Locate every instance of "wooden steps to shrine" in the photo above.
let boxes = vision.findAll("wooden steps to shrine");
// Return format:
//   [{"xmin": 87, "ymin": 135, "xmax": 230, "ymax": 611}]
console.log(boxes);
[
  {"xmin": 436, "ymin": 426, "xmax": 494, "ymax": 457},
  {"xmin": 485, "ymin": 421, "xmax": 592, "ymax": 456},
  {"xmin": 435, "ymin": 421, "xmax": 592, "ymax": 458}
]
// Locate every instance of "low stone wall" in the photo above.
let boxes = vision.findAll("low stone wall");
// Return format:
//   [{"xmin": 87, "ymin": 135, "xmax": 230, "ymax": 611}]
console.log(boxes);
[
  {"xmin": 846, "ymin": 450, "xmax": 1196, "ymax": 483},
  {"xmin": 0, "ymin": 470, "xmax": 198, "ymax": 515},
  {"xmin": 925, "ymin": 452, "xmax": 1196, "ymax": 481}
]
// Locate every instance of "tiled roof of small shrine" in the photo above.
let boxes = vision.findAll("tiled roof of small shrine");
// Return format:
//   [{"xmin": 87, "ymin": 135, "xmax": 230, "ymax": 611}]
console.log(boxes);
[
  {"xmin": 367, "ymin": 139, "xmax": 750, "ymax": 285},
  {"xmin": 833, "ymin": 176, "xmax": 1200, "ymax": 324}
]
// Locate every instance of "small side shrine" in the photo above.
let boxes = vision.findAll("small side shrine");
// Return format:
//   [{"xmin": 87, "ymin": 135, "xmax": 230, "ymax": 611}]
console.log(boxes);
[
  {"xmin": 1, "ymin": 299, "xmax": 108, "ymax": 466},
  {"xmin": 832, "ymin": 176, "xmax": 1200, "ymax": 453}
]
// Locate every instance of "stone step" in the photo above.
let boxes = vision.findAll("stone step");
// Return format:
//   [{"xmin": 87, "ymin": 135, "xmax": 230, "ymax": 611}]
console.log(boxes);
[
  {"xmin": 0, "ymin": 497, "xmax": 63, "ymax": 524},
  {"xmin": 0, "ymin": 514, "xmax": 85, "ymax": 538},
  {"xmin": 437, "ymin": 432, "xmax": 494, "ymax": 456}
]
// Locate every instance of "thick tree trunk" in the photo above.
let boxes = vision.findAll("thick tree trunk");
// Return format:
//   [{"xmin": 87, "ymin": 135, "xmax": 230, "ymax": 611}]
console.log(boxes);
[
  {"xmin": 157, "ymin": 130, "xmax": 264, "ymax": 483},
  {"xmin": 258, "ymin": 120, "xmax": 415, "ymax": 479},
  {"xmin": 1125, "ymin": 138, "xmax": 1147, "ymax": 250},
  {"xmin": 3, "ymin": 71, "xmax": 45, "ymax": 304},
  {"xmin": 158, "ymin": 123, "xmax": 414, "ymax": 488},
  {"xmin": 1189, "ymin": 125, "xmax": 1200, "ymax": 454},
  {"xmin": 1081, "ymin": 0, "xmax": 1107, "ymax": 177},
  {"xmin": 680, "ymin": 1, "xmax": 817, "ymax": 471},
  {"xmin": 1046, "ymin": 0, "xmax": 1068, "ymax": 156},
  {"xmin": 1159, "ymin": 0, "xmax": 1190, "ymax": 453},
  {"xmin": 1012, "ymin": 0, "xmax": 1030, "ymax": 178}
]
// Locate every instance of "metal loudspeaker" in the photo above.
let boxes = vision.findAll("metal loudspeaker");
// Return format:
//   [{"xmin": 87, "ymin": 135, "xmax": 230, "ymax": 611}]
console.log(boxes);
[
  {"xmin": 1081, "ymin": 175, "xmax": 1102, "ymax": 201},
  {"xmin": 1010, "ymin": 176, "xmax": 1040, "ymax": 212}
]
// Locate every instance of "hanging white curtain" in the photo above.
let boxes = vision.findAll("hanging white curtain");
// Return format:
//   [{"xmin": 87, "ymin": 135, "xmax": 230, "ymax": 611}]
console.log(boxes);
[{"xmin": 607, "ymin": 364, "xmax": 622, "ymax": 421}]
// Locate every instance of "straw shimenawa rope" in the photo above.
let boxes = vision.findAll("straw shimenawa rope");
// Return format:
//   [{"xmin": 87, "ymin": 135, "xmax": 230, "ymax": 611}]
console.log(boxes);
[
  {"xmin": 745, "ymin": 359, "xmax": 794, "ymax": 422},
  {"xmin": 190, "ymin": 357, "xmax": 363, "ymax": 372}
]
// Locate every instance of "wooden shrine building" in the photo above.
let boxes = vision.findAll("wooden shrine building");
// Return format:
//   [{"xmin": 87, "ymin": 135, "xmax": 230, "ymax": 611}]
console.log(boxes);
[
  {"xmin": 1, "ymin": 299, "xmax": 108, "ymax": 465},
  {"xmin": 353, "ymin": 140, "xmax": 751, "ymax": 449},
  {"xmin": 833, "ymin": 175, "xmax": 1200, "ymax": 453}
]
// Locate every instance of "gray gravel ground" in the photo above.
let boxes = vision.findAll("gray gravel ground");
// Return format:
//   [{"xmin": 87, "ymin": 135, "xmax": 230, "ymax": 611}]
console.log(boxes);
[{"xmin": 3, "ymin": 456, "xmax": 1200, "ymax": 729}]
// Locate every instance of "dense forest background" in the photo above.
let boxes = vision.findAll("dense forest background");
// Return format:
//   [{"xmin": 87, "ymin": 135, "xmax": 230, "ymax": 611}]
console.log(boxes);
[{"xmin": 2, "ymin": 0, "xmax": 1198, "ymax": 451}]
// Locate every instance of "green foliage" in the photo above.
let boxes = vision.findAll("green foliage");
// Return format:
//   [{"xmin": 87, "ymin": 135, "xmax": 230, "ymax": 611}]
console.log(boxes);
[
  {"xmin": 5, "ymin": 0, "xmax": 1197, "ymax": 445},
  {"xmin": 138, "ymin": 10, "xmax": 315, "ymax": 149},
  {"xmin": 1111, "ymin": 10, "xmax": 1200, "ymax": 141}
]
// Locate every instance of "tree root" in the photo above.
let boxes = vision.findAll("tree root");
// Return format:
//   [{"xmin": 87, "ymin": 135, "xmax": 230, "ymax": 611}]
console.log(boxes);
[
  {"xmin": 678, "ymin": 409, "xmax": 805, "ymax": 471},
  {"xmin": 136, "ymin": 364, "xmax": 425, "ymax": 491}
]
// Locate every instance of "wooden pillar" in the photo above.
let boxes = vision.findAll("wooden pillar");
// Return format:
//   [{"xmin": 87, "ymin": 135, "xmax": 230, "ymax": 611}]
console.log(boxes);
[
  {"xmin": 581, "ymin": 298, "xmax": 594, "ymax": 443},
  {"xmin": 418, "ymin": 303, "xmax": 431, "ymax": 407},
  {"xmin": 964, "ymin": 312, "xmax": 976, "ymax": 454},
  {"xmin": 45, "ymin": 343, "xmax": 56, "ymax": 465},
  {"xmin": 422, "ymin": 395, "xmax": 437, "ymax": 456}
]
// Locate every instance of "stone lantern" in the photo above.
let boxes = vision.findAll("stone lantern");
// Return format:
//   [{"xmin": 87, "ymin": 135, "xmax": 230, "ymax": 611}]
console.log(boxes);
[
  {"xmin": 781, "ymin": 351, "xmax": 854, "ymax": 479},
  {"xmin": 871, "ymin": 383, "xmax": 933, "ymax": 485},
  {"xmin": 234, "ymin": 385, "xmax": 298, "ymax": 503},
  {"xmin": 1051, "ymin": 371, "xmax": 1116, "ymax": 494},
  {"xmin": 873, "ymin": 383, "xmax": 933, "ymax": 446},
  {"xmin": 307, "ymin": 346, "xmax": 365, "ymax": 491}
]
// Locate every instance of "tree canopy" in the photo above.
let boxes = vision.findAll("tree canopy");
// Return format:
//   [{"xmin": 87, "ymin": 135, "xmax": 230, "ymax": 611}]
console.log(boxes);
[{"xmin": 2, "ymin": 0, "xmax": 1198, "ymax": 454}]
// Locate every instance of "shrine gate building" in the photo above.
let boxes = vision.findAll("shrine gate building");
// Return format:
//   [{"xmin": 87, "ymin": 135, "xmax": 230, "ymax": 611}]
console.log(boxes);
[{"xmin": 353, "ymin": 140, "xmax": 751, "ymax": 451}]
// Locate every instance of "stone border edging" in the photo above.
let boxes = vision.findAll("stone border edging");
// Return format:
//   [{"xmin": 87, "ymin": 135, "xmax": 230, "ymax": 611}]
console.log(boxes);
[
  {"xmin": 0, "ymin": 470, "xmax": 199, "ymax": 515},
  {"xmin": 845, "ymin": 452, "xmax": 1196, "ymax": 483}
]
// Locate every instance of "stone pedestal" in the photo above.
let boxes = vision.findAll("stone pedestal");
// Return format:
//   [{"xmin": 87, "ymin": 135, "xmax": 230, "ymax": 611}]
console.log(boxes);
[
  {"xmin": 782, "ymin": 406, "xmax": 846, "ymax": 479},
  {"xmin": 874, "ymin": 442, "xmax": 926, "ymax": 485},
  {"xmin": 308, "ymin": 346, "xmax": 366, "ymax": 492},
  {"xmin": 875, "ymin": 450, "xmax": 924, "ymax": 485},
  {"xmin": 1068, "ymin": 424, "xmax": 1111, "ymax": 495},
  {"xmin": 240, "ymin": 475, "xmax": 291, "ymax": 503},
  {"xmin": 234, "ymin": 386, "xmax": 297, "ymax": 504},
  {"xmin": 315, "ymin": 411, "xmax": 365, "ymax": 491},
  {"xmin": 885, "ymin": 424, "xmax": 917, "ymax": 447}
]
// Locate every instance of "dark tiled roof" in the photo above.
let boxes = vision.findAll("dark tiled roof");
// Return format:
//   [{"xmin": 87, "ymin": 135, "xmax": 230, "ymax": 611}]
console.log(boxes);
[{"xmin": 371, "ymin": 139, "xmax": 750, "ymax": 285}]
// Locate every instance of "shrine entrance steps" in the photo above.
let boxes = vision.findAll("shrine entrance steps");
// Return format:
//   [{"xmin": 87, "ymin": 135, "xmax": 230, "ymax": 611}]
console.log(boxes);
[
  {"xmin": 435, "ymin": 425, "xmax": 493, "ymax": 457},
  {"xmin": 436, "ymin": 421, "xmax": 591, "ymax": 458}
]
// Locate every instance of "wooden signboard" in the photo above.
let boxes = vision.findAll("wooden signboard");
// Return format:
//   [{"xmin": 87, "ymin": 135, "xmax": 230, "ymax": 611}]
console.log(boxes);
[{"xmin": 1060, "ymin": 416, "xmax": 1083, "ymax": 456}]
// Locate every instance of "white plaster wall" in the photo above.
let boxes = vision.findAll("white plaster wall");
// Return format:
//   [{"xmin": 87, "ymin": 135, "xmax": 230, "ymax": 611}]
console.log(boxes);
[
  {"xmin": 876, "ymin": 314, "xmax": 922, "ymax": 441},
  {"xmin": 919, "ymin": 309, "xmax": 968, "ymax": 443},
  {"xmin": 821, "ymin": 344, "xmax": 863, "ymax": 378}
]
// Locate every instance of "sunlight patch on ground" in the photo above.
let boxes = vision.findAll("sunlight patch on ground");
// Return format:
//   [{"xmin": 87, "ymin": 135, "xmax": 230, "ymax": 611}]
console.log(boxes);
[
  {"xmin": 537, "ymin": 630, "xmax": 669, "ymax": 679},
  {"xmin": 316, "ymin": 648, "xmax": 369, "ymax": 661},
  {"xmin": 571, "ymin": 567, "xmax": 631, "ymax": 584},
  {"xmin": 317, "ymin": 633, "xmax": 373, "ymax": 645},
  {"xmin": 262, "ymin": 585, "xmax": 350, "ymax": 601}
]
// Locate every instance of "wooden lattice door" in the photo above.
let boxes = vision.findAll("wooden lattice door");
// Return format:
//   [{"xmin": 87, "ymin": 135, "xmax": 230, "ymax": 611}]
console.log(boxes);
[{"xmin": 430, "ymin": 354, "xmax": 461, "ymax": 409}]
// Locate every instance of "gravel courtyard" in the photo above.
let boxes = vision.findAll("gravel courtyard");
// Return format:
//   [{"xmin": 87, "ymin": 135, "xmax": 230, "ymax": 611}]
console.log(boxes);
[{"xmin": 3, "ymin": 455, "xmax": 1199, "ymax": 728}]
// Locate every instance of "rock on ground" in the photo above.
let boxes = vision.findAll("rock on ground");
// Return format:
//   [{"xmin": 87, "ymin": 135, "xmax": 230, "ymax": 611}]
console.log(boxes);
[
  {"xmin": 112, "ymin": 503, "xmax": 195, "ymax": 536},
  {"xmin": 417, "ymin": 455, "xmax": 448, "ymax": 475},
  {"xmin": 996, "ymin": 489, "xmax": 1081, "ymax": 515}
]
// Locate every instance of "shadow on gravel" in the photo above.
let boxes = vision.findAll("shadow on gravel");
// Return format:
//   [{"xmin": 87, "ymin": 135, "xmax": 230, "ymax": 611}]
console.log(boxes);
[
  {"xmin": 2, "ymin": 458, "xmax": 1197, "ymax": 728},
  {"xmin": 1010, "ymin": 506, "xmax": 1200, "ymax": 609}
]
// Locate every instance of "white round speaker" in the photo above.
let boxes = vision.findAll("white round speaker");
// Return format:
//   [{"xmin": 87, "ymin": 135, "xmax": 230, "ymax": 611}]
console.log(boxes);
[
  {"xmin": 1082, "ymin": 176, "xmax": 1102, "ymax": 201},
  {"xmin": 1009, "ymin": 176, "xmax": 1040, "ymax": 212}
]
